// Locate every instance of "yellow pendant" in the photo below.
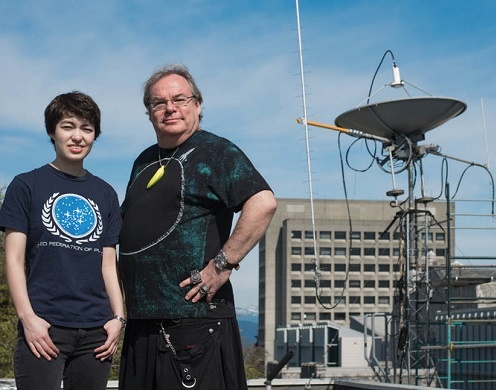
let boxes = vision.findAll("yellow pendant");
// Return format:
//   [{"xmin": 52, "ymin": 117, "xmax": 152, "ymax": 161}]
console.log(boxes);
[{"xmin": 146, "ymin": 165, "xmax": 165, "ymax": 189}]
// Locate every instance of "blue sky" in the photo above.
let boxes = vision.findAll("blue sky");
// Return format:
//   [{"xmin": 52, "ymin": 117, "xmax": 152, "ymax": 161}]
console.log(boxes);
[{"xmin": 1, "ymin": 1, "xmax": 495, "ymax": 308}]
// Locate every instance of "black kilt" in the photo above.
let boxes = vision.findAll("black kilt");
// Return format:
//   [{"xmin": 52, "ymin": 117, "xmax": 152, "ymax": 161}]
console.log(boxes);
[{"xmin": 119, "ymin": 317, "xmax": 247, "ymax": 390}]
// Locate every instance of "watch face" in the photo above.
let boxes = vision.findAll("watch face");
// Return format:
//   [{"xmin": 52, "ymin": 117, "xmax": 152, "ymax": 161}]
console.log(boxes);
[
  {"xmin": 215, "ymin": 250, "xmax": 228, "ymax": 270},
  {"xmin": 215, "ymin": 257, "xmax": 224, "ymax": 270}
]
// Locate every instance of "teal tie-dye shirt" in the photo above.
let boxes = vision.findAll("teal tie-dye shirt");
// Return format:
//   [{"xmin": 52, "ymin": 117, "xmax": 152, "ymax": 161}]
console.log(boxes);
[{"xmin": 119, "ymin": 130, "xmax": 271, "ymax": 319}]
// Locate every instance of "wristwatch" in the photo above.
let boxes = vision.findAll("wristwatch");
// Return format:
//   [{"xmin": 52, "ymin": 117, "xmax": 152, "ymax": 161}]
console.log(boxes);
[{"xmin": 214, "ymin": 249, "xmax": 240, "ymax": 271}]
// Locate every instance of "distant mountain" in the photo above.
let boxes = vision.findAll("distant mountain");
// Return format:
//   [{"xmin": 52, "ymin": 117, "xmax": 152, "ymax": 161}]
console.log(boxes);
[
  {"xmin": 238, "ymin": 318, "xmax": 258, "ymax": 346},
  {"xmin": 236, "ymin": 305, "xmax": 258, "ymax": 317},
  {"xmin": 236, "ymin": 306, "xmax": 259, "ymax": 346}
]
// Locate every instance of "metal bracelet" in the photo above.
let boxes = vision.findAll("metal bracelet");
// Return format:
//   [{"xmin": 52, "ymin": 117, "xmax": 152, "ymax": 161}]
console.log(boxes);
[{"xmin": 112, "ymin": 315, "xmax": 127, "ymax": 328}]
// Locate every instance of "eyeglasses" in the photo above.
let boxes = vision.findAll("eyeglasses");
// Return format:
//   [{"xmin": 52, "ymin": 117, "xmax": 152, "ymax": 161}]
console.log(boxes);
[{"xmin": 149, "ymin": 96, "xmax": 196, "ymax": 112}]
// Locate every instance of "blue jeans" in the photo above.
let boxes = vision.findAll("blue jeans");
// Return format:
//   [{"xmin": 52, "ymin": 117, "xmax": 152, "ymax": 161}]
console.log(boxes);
[{"xmin": 14, "ymin": 325, "xmax": 112, "ymax": 390}]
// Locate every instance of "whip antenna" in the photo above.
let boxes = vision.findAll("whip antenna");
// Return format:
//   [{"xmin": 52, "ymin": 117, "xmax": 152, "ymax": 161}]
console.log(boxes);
[{"xmin": 295, "ymin": 0, "xmax": 320, "ymax": 290}]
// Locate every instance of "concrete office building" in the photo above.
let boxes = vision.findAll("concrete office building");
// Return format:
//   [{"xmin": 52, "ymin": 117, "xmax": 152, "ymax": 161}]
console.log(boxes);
[{"xmin": 258, "ymin": 198, "xmax": 450, "ymax": 363}]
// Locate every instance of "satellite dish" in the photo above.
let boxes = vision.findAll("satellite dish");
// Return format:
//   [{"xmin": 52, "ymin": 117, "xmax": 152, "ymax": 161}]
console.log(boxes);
[{"xmin": 335, "ymin": 97, "xmax": 466, "ymax": 141}]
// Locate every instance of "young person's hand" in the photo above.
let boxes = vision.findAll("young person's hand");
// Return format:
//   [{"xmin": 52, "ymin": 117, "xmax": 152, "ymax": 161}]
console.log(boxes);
[
  {"xmin": 22, "ymin": 314, "xmax": 59, "ymax": 361},
  {"xmin": 94, "ymin": 318, "xmax": 123, "ymax": 361}
]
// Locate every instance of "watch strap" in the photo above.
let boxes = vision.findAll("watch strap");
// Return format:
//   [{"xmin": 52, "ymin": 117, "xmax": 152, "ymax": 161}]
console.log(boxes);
[{"xmin": 224, "ymin": 261, "xmax": 240, "ymax": 271}]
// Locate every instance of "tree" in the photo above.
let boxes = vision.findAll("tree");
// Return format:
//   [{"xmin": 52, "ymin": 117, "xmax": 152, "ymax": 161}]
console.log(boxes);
[
  {"xmin": 243, "ymin": 343, "xmax": 267, "ymax": 380},
  {"xmin": 0, "ymin": 187, "xmax": 17, "ymax": 378},
  {"xmin": 0, "ymin": 281, "xmax": 16, "ymax": 378}
]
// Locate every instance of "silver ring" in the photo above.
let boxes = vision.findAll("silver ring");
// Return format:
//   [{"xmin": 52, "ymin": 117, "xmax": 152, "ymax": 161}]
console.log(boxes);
[
  {"xmin": 182, "ymin": 378, "xmax": 197, "ymax": 388},
  {"xmin": 199, "ymin": 285, "xmax": 209, "ymax": 295},
  {"xmin": 190, "ymin": 269, "xmax": 202, "ymax": 285}
]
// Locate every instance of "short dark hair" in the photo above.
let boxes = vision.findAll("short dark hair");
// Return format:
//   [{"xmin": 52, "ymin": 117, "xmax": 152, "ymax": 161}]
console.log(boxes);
[
  {"xmin": 143, "ymin": 64, "xmax": 203, "ymax": 121},
  {"xmin": 44, "ymin": 91, "xmax": 101, "ymax": 144}
]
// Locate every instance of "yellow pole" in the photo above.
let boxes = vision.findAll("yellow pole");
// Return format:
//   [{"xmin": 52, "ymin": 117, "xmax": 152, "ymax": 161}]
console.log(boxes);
[{"xmin": 296, "ymin": 118, "xmax": 351, "ymax": 134}]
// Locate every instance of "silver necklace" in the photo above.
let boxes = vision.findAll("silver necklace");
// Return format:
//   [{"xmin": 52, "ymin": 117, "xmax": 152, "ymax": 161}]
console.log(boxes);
[{"xmin": 146, "ymin": 146, "xmax": 180, "ymax": 189}]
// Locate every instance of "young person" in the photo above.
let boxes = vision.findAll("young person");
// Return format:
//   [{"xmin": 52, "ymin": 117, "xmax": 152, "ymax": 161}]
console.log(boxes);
[{"xmin": 0, "ymin": 92, "xmax": 124, "ymax": 390}]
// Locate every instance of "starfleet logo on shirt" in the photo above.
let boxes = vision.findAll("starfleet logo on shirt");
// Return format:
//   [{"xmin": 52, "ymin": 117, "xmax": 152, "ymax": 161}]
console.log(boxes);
[{"xmin": 42, "ymin": 192, "xmax": 103, "ymax": 244}]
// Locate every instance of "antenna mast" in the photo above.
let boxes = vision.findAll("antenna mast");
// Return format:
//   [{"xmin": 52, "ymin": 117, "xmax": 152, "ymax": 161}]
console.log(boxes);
[{"xmin": 295, "ymin": 0, "xmax": 320, "ymax": 286}]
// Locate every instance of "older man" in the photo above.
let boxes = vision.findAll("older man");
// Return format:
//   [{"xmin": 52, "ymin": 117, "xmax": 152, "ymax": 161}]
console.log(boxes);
[{"xmin": 118, "ymin": 64, "xmax": 277, "ymax": 390}]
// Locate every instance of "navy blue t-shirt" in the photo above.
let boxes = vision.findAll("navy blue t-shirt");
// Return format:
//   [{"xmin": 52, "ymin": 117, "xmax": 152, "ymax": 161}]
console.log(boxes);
[
  {"xmin": 119, "ymin": 130, "xmax": 272, "ymax": 319},
  {"xmin": 0, "ymin": 164, "xmax": 122, "ymax": 328}
]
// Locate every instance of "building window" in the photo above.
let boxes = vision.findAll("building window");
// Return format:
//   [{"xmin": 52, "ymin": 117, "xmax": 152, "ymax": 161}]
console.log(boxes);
[
  {"xmin": 393, "ymin": 248, "xmax": 400, "ymax": 256},
  {"xmin": 350, "ymin": 296, "xmax": 361, "ymax": 305},
  {"xmin": 291, "ymin": 280, "xmax": 301, "ymax": 288},
  {"xmin": 291, "ymin": 247, "xmax": 302, "ymax": 256},
  {"xmin": 291, "ymin": 230, "xmax": 302, "ymax": 239},
  {"xmin": 364, "ymin": 248, "xmax": 375, "ymax": 256},
  {"xmin": 304, "ymin": 313, "xmax": 317, "ymax": 321},
  {"xmin": 334, "ymin": 296, "xmax": 346, "ymax": 304},
  {"xmin": 319, "ymin": 296, "xmax": 331, "ymax": 304},
  {"xmin": 378, "ymin": 248, "xmax": 390, "ymax": 256},
  {"xmin": 334, "ymin": 247, "xmax": 346, "ymax": 256},
  {"xmin": 291, "ymin": 263, "xmax": 302, "ymax": 272},
  {"xmin": 291, "ymin": 312, "xmax": 301, "ymax": 321},
  {"xmin": 364, "ymin": 264, "xmax": 375, "ymax": 272},
  {"xmin": 378, "ymin": 296, "xmax": 390, "ymax": 305},
  {"xmin": 320, "ymin": 264, "xmax": 331, "ymax": 272},
  {"xmin": 364, "ymin": 231, "xmax": 375, "ymax": 240},
  {"xmin": 334, "ymin": 264, "xmax": 346, "ymax": 272},
  {"xmin": 334, "ymin": 280, "xmax": 345, "ymax": 288},
  {"xmin": 320, "ymin": 231, "xmax": 332, "ymax": 240},
  {"xmin": 304, "ymin": 279, "xmax": 314, "ymax": 288},
  {"xmin": 335, "ymin": 312, "xmax": 346, "ymax": 321},
  {"xmin": 291, "ymin": 296, "xmax": 301, "ymax": 304},
  {"xmin": 379, "ymin": 280, "xmax": 390, "ymax": 288},
  {"xmin": 304, "ymin": 230, "xmax": 314, "ymax": 239},
  {"xmin": 421, "ymin": 232, "xmax": 433, "ymax": 241},
  {"xmin": 393, "ymin": 264, "xmax": 400, "ymax": 272},
  {"xmin": 350, "ymin": 248, "xmax": 361, "ymax": 256},
  {"xmin": 320, "ymin": 279, "xmax": 331, "ymax": 288},
  {"xmin": 349, "ymin": 264, "xmax": 360, "ymax": 272},
  {"xmin": 304, "ymin": 296, "xmax": 316, "ymax": 304},
  {"xmin": 436, "ymin": 232, "xmax": 445, "ymax": 241},
  {"xmin": 379, "ymin": 232, "xmax": 390, "ymax": 240},
  {"xmin": 304, "ymin": 247, "xmax": 315, "ymax": 256},
  {"xmin": 320, "ymin": 312, "xmax": 331, "ymax": 320},
  {"xmin": 436, "ymin": 248, "xmax": 446, "ymax": 256},
  {"xmin": 379, "ymin": 264, "xmax": 390, "ymax": 272},
  {"xmin": 319, "ymin": 247, "xmax": 332, "ymax": 256},
  {"xmin": 351, "ymin": 231, "xmax": 361, "ymax": 240},
  {"xmin": 349, "ymin": 280, "xmax": 361, "ymax": 288},
  {"xmin": 393, "ymin": 232, "xmax": 401, "ymax": 240},
  {"xmin": 304, "ymin": 263, "xmax": 314, "ymax": 272},
  {"xmin": 364, "ymin": 280, "xmax": 375, "ymax": 289},
  {"xmin": 364, "ymin": 296, "xmax": 375, "ymax": 305},
  {"xmin": 335, "ymin": 231, "xmax": 346, "ymax": 240}
]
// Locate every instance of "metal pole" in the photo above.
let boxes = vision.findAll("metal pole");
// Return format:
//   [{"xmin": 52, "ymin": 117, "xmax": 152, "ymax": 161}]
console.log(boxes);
[
  {"xmin": 295, "ymin": 0, "xmax": 319, "ymax": 275},
  {"xmin": 405, "ymin": 157, "xmax": 414, "ymax": 383},
  {"xmin": 446, "ymin": 183, "xmax": 452, "ymax": 389},
  {"xmin": 265, "ymin": 350, "xmax": 295, "ymax": 389}
]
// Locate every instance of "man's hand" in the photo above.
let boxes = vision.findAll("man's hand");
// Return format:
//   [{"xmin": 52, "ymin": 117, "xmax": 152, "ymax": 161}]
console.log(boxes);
[
  {"xmin": 179, "ymin": 260, "xmax": 231, "ymax": 303},
  {"xmin": 179, "ymin": 190, "xmax": 276, "ymax": 303}
]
